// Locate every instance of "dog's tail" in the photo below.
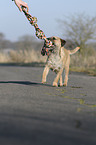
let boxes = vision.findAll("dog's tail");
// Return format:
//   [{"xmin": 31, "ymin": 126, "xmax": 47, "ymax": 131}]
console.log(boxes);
[{"xmin": 69, "ymin": 47, "xmax": 80, "ymax": 55}]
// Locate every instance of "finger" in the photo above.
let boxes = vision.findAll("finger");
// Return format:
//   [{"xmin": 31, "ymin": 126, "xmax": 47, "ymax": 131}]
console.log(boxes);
[
  {"xmin": 14, "ymin": 1, "xmax": 22, "ymax": 12},
  {"xmin": 18, "ymin": 4, "xmax": 22, "ymax": 12},
  {"xmin": 26, "ymin": 6, "xmax": 29, "ymax": 12},
  {"xmin": 19, "ymin": 6, "xmax": 22, "ymax": 12},
  {"xmin": 23, "ymin": 2, "xmax": 29, "ymax": 12}
]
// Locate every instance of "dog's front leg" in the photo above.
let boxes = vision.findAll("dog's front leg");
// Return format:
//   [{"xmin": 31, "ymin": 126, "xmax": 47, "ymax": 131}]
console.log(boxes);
[
  {"xmin": 53, "ymin": 68, "xmax": 63, "ymax": 87},
  {"xmin": 59, "ymin": 75, "xmax": 63, "ymax": 86},
  {"xmin": 42, "ymin": 65, "xmax": 49, "ymax": 84}
]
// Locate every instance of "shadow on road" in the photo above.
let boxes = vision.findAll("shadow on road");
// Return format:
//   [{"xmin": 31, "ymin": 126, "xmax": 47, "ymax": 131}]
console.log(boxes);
[
  {"xmin": 0, "ymin": 62, "xmax": 45, "ymax": 67},
  {"xmin": 0, "ymin": 81, "xmax": 52, "ymax": 87}
]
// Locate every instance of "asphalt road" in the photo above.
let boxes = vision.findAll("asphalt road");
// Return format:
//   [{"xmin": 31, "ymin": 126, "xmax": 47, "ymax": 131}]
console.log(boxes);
[{"xmin": 0, "ymin": 65, "xmax": 96, "ymax": 145}]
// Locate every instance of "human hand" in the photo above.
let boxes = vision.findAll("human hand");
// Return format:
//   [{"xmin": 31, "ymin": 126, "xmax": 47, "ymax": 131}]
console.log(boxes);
[{"xmin": 14, "ymin": 0, "xmax": 29, "ymax": 12}]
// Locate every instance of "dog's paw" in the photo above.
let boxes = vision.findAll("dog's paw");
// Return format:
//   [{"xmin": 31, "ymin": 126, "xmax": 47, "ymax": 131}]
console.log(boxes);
[
  {"xmin": 63, "ymin": 83, "xmax": 67, "ymax": 87},
  {"xmin": 53, "ymin": 82, "xmax": 58, "ymax": 87},
  {"xmin": 42, "ymin": 80, "xmax": 46, "ymax": 84},
  {"xmin": 58, "ymin": 83, "xmax": 63, "ymax": 87}
]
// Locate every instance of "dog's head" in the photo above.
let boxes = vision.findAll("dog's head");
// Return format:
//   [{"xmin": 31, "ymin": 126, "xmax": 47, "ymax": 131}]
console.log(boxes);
[{"xmin": 41, "ymin": 36, "xmax": 66, "ymax": 56}]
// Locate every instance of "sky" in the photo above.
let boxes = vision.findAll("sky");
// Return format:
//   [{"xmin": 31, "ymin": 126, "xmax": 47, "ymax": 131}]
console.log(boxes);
[{"xmin": 0, "ymin": 0, "xmax": 96, "ymax": 42}]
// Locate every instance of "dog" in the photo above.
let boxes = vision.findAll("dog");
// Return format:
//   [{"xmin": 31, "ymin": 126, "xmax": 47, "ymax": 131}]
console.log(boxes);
[{"xmin": 41, "ymin": 36, "xmax": 80, "ymax": 87}]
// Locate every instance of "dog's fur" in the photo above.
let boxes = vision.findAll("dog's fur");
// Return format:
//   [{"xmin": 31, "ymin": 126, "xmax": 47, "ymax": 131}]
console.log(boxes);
[{"xmin": 42, "ymin": 36, "xmax": 80, "ymax": 87}]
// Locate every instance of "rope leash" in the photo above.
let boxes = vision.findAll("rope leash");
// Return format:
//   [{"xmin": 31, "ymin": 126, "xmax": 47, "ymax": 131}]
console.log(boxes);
[{"xmin": 22, "ymin": 6, "xmax": 54, "ymax": 56}]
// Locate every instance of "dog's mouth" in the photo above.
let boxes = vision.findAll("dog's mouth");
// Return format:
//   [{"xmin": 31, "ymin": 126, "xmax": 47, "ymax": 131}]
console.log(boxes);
[
  {"xmin": 41, "ymin": 46, "xmax": 54, "ymax": 56},
  {"xmin": 41, "ymin": 42, "xmax": 55, "ymax": 56}
]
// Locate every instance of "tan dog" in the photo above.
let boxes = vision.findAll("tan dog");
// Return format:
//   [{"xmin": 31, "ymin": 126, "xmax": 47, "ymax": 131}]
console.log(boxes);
[{"xmin": 41, "ymin": 36, "xmax": 80, "ymax": 87}]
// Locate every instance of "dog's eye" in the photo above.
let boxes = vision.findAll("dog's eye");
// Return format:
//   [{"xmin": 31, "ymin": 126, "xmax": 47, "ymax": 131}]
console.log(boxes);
[{"xmin": 53, "ymin": 37, "xmax": 56, "ymax": 40}]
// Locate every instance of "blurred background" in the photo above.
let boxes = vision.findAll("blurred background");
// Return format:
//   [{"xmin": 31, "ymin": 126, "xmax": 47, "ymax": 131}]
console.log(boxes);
[{"xmin": 0, "ymin": 0, "xmax": 96, "ymax": 75}]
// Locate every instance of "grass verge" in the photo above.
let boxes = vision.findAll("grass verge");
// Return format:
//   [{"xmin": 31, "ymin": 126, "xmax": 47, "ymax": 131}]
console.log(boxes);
[
  {"xmin": 70, "ymin": 67, "xmax": 96, "ymax": 76},
  {"xmin": 0, "ymin": 49, "xmax": 96, "ymax": 76}
]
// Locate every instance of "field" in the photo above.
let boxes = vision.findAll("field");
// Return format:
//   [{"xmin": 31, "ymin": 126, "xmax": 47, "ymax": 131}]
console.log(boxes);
[{"xmin": 0, "ymin": 48, "xmax": 96, "ymax": 76}]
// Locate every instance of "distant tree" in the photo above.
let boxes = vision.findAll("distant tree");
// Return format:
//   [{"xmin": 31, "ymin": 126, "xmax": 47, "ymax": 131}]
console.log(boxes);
[
  {"xmin": 0, "ymin": 33, "xmax": 43, "ymax": 50},
  {"xmin": 59, "ymin": 13, "xmax": 96, "ymax": 54},
  {"xmin": 17, "ymin": 35, "xmax": 37, "ymax": 50},
  {"xmin": 0, "ymin": 33, "xmax": 5, "ymax": 41},
  {"xmin": 0, "ymin": 33, "xmax": 5, "ymax": 49},
  {"xmin": 17, "ymin": 35, "xmax": 43, "ymax": 51},
  {"xmin": 64, "ymin": 39, "xmax": 76, "ymax": 49},
  {"xmin": 19, "ymin": 35, "xmax": 37, "ymax": 42},
  {"xmin": 0, "ymin": 33, "xmax": 13, "ymax": 49}
]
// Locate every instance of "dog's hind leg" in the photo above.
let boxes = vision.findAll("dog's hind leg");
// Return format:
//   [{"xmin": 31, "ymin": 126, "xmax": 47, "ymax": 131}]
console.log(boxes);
[
  {"xmin": 42, "ymin": 65, "xmax": 49, "ymax": 84},
  {"xmin": 63, "ymin": 65, "xmax": 69, "ymax": 87}
]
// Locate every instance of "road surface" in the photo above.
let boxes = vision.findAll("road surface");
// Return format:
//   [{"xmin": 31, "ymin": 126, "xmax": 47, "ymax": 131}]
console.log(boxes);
[{"xmin": 0, "ymin": 65, "xmax": 96, "ymax": 145}]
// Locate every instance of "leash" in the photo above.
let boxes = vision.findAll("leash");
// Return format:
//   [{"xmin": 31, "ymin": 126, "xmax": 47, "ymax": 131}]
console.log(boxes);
[{"xmin": 22, "ymin": 6, "xmax": 54, "ymax": 56}]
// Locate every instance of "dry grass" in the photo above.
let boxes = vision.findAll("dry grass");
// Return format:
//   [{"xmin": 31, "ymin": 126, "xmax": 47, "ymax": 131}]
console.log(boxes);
[
  {"xmin": 0, "ymin": 49, "xmax": 47, "ymax": 64},
  {"xmin": 9, "ymin": 49, "xmax": 47, "ymax": 63},
  {"xmin": 70, "ymin": 51, "xmax": 96, "ymax": 76},
  {"xmin": 0, "ymin": 48, "xmax": 96, "ymax": 75},
  {"xmin": 0, "ymin": 52, "xmax": 10, "ymax": 63},
  {"xmin": 70, "ymin": 52, "xmax": 96, "ymax": 68}
]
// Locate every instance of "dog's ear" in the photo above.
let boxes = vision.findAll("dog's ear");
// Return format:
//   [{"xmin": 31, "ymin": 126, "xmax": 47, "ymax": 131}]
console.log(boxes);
[{"xmin": 60, "ymin": 39, "xmax": 66, "ymax": 47}]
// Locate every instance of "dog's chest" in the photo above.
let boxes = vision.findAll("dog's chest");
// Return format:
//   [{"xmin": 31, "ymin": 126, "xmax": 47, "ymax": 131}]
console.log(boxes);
[{"xmin": 47, "ymin": 52, "xmax": 63, "ymax": 73}]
